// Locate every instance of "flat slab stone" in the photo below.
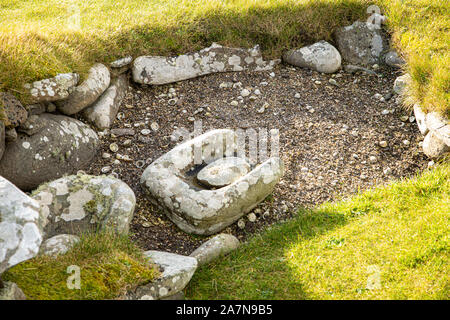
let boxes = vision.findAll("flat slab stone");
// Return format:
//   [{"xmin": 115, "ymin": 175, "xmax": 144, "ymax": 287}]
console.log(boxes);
[
  {"xmin": 132, "ymin": 43, "xmax": 280, "ymax": 85},
  {"xmin": 141, "ymin": 129, "xmax": 284, "ymax": 235},
  {"xmin": 128, "ymin": 250, "xmax": 197, "ymax": 300},
  {"xmin": 197, "ymin": 157, "xmax": 250, "ymax": 188},
  {"xmin": 0, "ymin": 176, "xmax": 43, "ymax": 274}
]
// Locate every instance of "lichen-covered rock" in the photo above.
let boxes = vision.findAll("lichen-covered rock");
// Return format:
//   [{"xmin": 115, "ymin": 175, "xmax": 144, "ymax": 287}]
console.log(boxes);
[
  {"xmin": 413, "ymin": 104, "xmax": 428, "ymax": 135},
  {"xmin": 393, "ymin": 74, "xmax": 411, "ymax": 95},
  {"xmin": 132, "ymin": 43, "xmax": 280, "ymax": 85},
  {"xmin": 384, "ymin": 51, "xmax": 405, "ymax": 68},
  {"xmin": 197, "ymin": 157, "xmax": 250, "ymax": 188},
  {"xmin": 335, "ymin": 21, "xmax": 388, "ymax": 66},
  {"xmin": 189, "ymin": 234, "xmax": 239, "ymax": 267},
  {"xmin": 56, "ymin": 64, "xmax": 110, "ymax": 115},
  {"xmin": 0, "ymin": 176, "xmax": 43, "ymax": 275},
  {"xmin": 0, "ymin": 113, "xmax": 99, "ymax": 191},
  {"xmin": 127, "ymin": 250, "xmax": 197, "ymax": 300},
  {"xmin": 32, "ymin": 174, "xmax": 136, "ymax": 239},
  {"xmin": 141, "ymin": 129, "xmax": 284, "ymax": 235},
  {"xmin": 82, "ymin": 74, "xmax": 128, "ymax": 129},
  {"xmin": 38, "ymin": 234, "xmax": 80, "ymax": 257},
  {"xmin": 24, "ymin": 73, "xmax": 79, "ymax": 103},
  {"xmin": 111, "ymin": 56, "xmax": 133, "ymax": 68},
  {"xmin": 0, "ymin": 92, "xmax": 28, "ymax": 128},
  {"xmin": 283, "ymin": 41, "xmax": 341, "ymax": 73},
  {"xmin": 0, "ymin": 282, "xmax": 26, "ymax": 300}
]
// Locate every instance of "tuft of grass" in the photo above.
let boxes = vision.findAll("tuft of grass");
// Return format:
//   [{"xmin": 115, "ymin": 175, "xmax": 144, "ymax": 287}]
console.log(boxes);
[
  {"xmin": 185, "ymin": 163, "xmax": 450, "ymax": 300},
  {"xmin": 2, "ymin": 231, "xmax": 159, "ymax": 300}
]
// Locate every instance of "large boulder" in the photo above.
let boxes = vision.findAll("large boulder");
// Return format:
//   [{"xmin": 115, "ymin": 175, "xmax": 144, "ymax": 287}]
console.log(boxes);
[
  {"xmin": 24, "ymin": 73, "xmax": 79, "ymax": 103},
  {"xmin": 132, "ymin": 43, "xmax": 279, "ymax": 85},
  {"xmin": 56, "ymin": 64, "xmax": 110, "ymax": 115},
  {"xmin": 32, "ymin": 174, "xmax": 136, "ymax": 239},
  {"xmin": 283, "ymin": 41, "xmax": 341, "ymax": 73},
  {"xmin": 0, "ymin": 176, "xmax": 43, "ymax": 275},
  {"xmin": 82, "ymin": 74, "xmax": 128, "ymax": 129},
  {"xmin": 141, "ymin": 129, "xmax": 284, "ymax": 235},
  {"xmin": 127, "ymin": 250, "xmax": 197, "ymax": 300},
  {"xmin": 335, "ymin": 21, "xmax": 388, "ymax": 66},
  {"xmin": 384, "ymin": 50, "xmax": 405, "ymax": 68},
  {"xmin": 0, "ymin": 113, "xmax": 99, "ymax": 191},
  {"xmin": 0, "ymin": 92, "xmax": 27, "ymax": 128}
]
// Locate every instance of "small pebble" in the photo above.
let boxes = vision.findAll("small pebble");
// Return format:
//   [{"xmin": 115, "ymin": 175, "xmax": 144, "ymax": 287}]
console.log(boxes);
[
  {"xmin": 141, "ymin": 129, "xmax": 151, "ymax": 135},
  {"xmin": 151, "ymin": 122, "xmax": 159, "ymax": 131},
  {"xmin": 403, "ymin": 139, "xmax": 410, "ymax": 146},
  {"xmin": 109, "ymin": 143, "xmax": 119, "ymax": 153},
  {"xmin": 101, "ymin": 166, "xmax": 111, "ymax": 174},
  {"xmin": 248, "ymin": 213, "xmax": 257, "ymax": 222},
  {"xmin": 230, "ymin": 100, "xmax": 239, "ymax": 106},
  {"xmin": 237, "ymin": 219, "xmax": 246, "ymax": 229},
  {"xmin": 379, "ymin": 141, "xmax": 388, "ymax": 148},
  {"xmin": 369, "ymin": 155, "xmax": 377, "ymax": 163}
]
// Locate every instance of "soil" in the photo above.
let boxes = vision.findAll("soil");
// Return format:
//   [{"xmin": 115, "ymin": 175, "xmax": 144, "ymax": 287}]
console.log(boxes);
[{"xmin": 83, "ymin": 63, "xmax": 428, "ymax": 255}]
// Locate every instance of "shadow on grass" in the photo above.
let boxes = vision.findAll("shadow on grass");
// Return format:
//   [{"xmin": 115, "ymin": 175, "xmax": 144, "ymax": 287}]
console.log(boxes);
[{"xmin": 185, "ymin": 207, "xmax": 349, "ymax": 300}]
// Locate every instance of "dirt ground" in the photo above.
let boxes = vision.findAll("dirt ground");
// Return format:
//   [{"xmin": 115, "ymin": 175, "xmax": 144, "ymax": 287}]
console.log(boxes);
[{"xmin": 83, "ymin": 63, "xmax": 427, "ymax": 255}]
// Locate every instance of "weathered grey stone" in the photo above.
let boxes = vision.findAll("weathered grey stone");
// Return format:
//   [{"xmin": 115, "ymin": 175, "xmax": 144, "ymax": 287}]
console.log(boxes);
[
  {"xmin": 335, "ymin": 21, "xmax": 388, "ymax": 66},
  {"xmin": 4, "ymin": 128, "xmax": 17, "ymax": 143},
  {"xmin": 197, "ymin": 157, "xmax": 250, "ymax": 188},
  {"xmin": 435, "ymin": 124, "xmax": 450, "ymax": 147},
  {"xmin": 393, "ymin": 74, "xmax": 411, "ymax": 95},
  {"xmin": 0, "ymin": 113, "xmax": 99, "ymax": 191},
  {"xmin": 17, "ymin": 114, "xmax": 47, "ymax": 136},
  {"xmin": 26, "ymin": 103, "xmax": 47, "ymax": 116},
  {"xmin": 25, "ymin": 73, "xmax": 79, "ymax": 103},
  {"xmin": 141, "ymin": 129, "xmax": 284, "ymax": 235},
  {"xmin": 425, "ymin": 112, "xmax": 448, "ymax": 132},
  {"xmin": 111, "ymin": 56, "xmax": 133, "ymax": 68},
  {"xmin": 0, "ymin": 92, "xmax": 27, "ymax": 128},
  {"xmin": 56, "ymin": 64, "xmax": 110, "ymax": 115},
  {"xmin": 110, "ymin": 128, "xmax": 135, "ymax": 137},
  {"xmin": 283, "ymin": 41, "xmax": 341, "ymax": 73},
  {"xmin": 189, "ymin": 234, "xmax": 239, "ymax": 266},
  {"xmin": 32, "ymin": 174, "xmax": 136, "ymax": 239},
  {"xmin": 384, "ymin": 51, "xmax": 405, "ymax": 68},
  {"xmin": 82, "ymin": 74, "xmax": 128, "ymax": 129},
  {"xmin": 132, "ymin": 43, "xmax": 279, "ymax": 85},
  {"xmin": 0, "ymin": 282, "xmax": 26, "ymax": 300},
  {"xmin": 128, "ymin": 250, "xmax": 197, "ymax": 300},
  {"xmin": 413, "ymin": 104, "xmax": 428, "ymax": 135},
  {"xmin": 0, "ymin": 176, "xmax": 43, "ymax": 275},
  {"xmin": 423, "ymin": 131, "xmax": 449, "ymax": 159},
  {"xmin": 38, "ymin": 234, "xmax": 80, "ymax": 257},
  {"xmin": 0, "ymin": 121, "xmax": 4, "ymax": 161},
  {"xmin": 343, "ymin": 64, "xmax": 377, "ymax": 75}
]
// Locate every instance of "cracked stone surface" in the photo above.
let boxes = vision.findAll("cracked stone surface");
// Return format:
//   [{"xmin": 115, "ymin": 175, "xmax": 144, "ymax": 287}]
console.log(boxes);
[
  {"xmin": 189, "ymin": 233, "xmax": 239, "ymax": 266},
  {"xmin": 0, "ymin": 113, "xmax": 99, "ymax": 191},
  {"xmin": 25, "ymin": 73, "xmax": 79, "ymax": 103},
  {"xmin": 127, "ymin": 250, "xmax": 197, "ymax": 300},
  {"xmin": 132, "ymin": 43, "xmax": 280, "ymax": 85},
  {"xmin": 32, "ymin": 173, "xmax": 135, "ymax": 239},
  {"xmin": 283, "ymin": 40, "xmax": 341, "ymax": 73},
  {"xmin": 335, "ymin": 21, "xmax": 388, "ymax": 66},
  {"xmin": 196, "ymin": 156, "xmax": 250, "ymax": 188},
  {"xmin": 83, "ymin": 74, "xmax": 128, "ymax": 129},
  {"xmin": 0, "ymin": 176, "xmax": 43, "ymax": 275},
  {"xmin": 56, "ymin": 63, "xmax": 111, "ymax": 115},
  {"xmin": 38, "ymin": 234, "xmax": 80, "ymax": 257},
  {"xmin": 140, "ymin": 129, "xmax": 284, "ymax": 235}
]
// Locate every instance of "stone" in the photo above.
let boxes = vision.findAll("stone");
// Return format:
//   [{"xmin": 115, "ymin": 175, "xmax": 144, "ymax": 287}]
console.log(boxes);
[
  {"xmin": 0, "ymin": 92, "xmax": 28, "ymax": 128},
  {"xmin": 25, "ymin": 73, "xmax": 79, "ymax": 103},
  {"xmin": 110, "ymin": 128, "xmax": 135, "ymax": 137},
  {"xmin": 141, "ymin": 129, "xmax": 284, "ymax": 235},
  {"xmin": 196, "ymin": 157, "xmax": 250, "ymax": 188},
  {"xmin": 283, "ymin": 41, "xmax": 341, "ymax": 73},
  {"xmin": 0, "ymin": 282, "xmax": 26, "ymax": 300},
  {"xmin": 393, "ymin": 74, "xmax": 411, "ymax": 95},
  {"xmin": 0, "ymin": 121, "xmax": 4, "ymax": 161},
  {"xmin": 132, "ymin": 43, "xmax": 280, "ymax": 85},
  {"xmin": 82, "ymin": 74, "xmax": 128, "ymax": 129},
  {"xmin": 343, "ymin": 64, "xmax": 377, "ymax": 75},
  {"xmin": 32, "ymin": 174, "xmax": 135, "ymax": 239},
  {"xmin": 56, "ymin": 64, "xmax": 111, "ymax": 115},
  {"xmin": 4, "ymin": 128, "xmax": 17, "ymax": 143},
  {"xmin": 335, "ymin": 21, "xmax": 387, "ymax": 66},
  {"xmin": 38, "ymin": 234, "xmax": 80, "ymax": 257},
  {"xmin": 435, "ymin": 125, "xmax": 450, "ymax": 147},
  {"xmin": 413, "ymin": 104, "xmax": 428, "ymax": 135},
  {"xmin": 0, "ymin": 176, "xmax": 43, "ymax": 275},
  {"xmin": 422, "ymin": 131, "xmax": 449, "ymax": 159},
  {"xmin": 189, "ymin": 234, "xmax": 239, "ymax": 267},
  {"xmin": 128, "ymin": 250, "xmax": 197, "ymax": 300},
  {"xmin": 110, "ymin": 56, "xmax": 133, "ymax": 68},
  {"xmin": 0, "ymin": 113, "xmax": 99, "ymax": 191},
  {"xmin": 425, "ymin": 112, "xmax": 448, "ymax": 132},
  {"xmin": 384, "ymin": 51, "xmax": 405, "ymax": 68},
  {"xmin": 26, "ymin": 103, "xmax": 47, "ymax": 116}
]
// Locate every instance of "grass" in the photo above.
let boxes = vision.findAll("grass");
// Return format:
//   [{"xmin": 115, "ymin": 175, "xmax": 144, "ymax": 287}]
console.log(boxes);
[
  {"xmin": 2, "ymin": 231, "xmax": 159, "ymax": 300},
  {"xmin": 0, "ymin": 0, "xmax": 448, "ymax": 116},
  {"xmin": 185, "ymin": 162, "xmax": 450, "ymax": 300}
]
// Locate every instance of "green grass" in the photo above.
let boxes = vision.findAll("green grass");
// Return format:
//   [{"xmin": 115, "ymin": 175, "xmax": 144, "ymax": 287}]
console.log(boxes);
[
  {"xmin": 1, "ymin": 0, "xmax": 448, "ymax": 116},
  {"xmin": 185, "ymin": 162, "xmax": 450, "ymax": 300},
  {"xmin": 2, "ymin": 231, "xmax": 159, "ymax": 300}
]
